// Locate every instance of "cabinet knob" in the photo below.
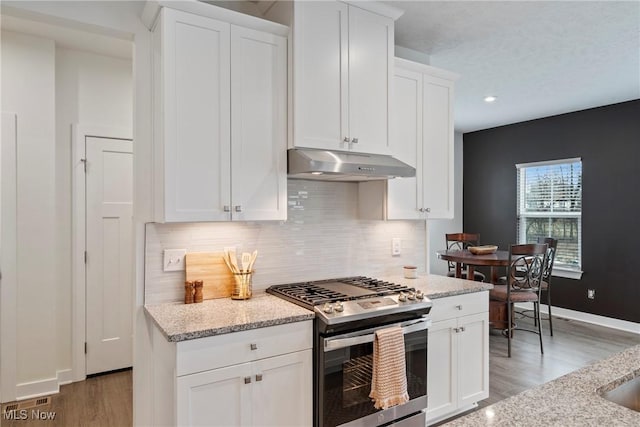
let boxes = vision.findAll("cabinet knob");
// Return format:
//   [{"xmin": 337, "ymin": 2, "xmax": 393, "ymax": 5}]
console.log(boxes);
[
  {"xmin": 343, "ymin": 137, "xmax": 350, "ymax": 143},
  {"xmin": 459, "ymin": 326, "xmax": 465, "ymax": 332},
  {"xmin": 244, "ymin": 376, "xmax": 252, "ymax": 384},
  {"xmin": 418, "ymin": 208, "xmax": 424, "ymax": 212},
  {"xmin": 351, "ymin": 137, "xmax": 359, "ymax": 144},
  {"xmin": 425, "ymin": 207, "xmax": 431, "ymax": 213},
  {"xmin": 223, "ymin": 205, "xmax": 231, "ymax": 212},
  {"xmin": 250, "ymin": 343, "xmax": 257, "ymax": 350},
  {"xmin": 455, "ymin": 305, "xmax": 463, "ymax": 310},
  {"xmin": 235, "ymin": 205, "xmax": 242, "ymax": 212},
  {"xmin": 255, "ymin": 374, "xmax": 263, "ymax": 382}
]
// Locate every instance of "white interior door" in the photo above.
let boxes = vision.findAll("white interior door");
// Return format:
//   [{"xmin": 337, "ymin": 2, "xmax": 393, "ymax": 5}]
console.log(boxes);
[{"xmin": 85, "ymin": 136, "xmax": 133, "ymax": 375}]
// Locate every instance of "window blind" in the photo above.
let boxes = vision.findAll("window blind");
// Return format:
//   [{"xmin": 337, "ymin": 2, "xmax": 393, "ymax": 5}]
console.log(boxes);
[{"xmin": 516, "ymin": 158, "xmax": 582, "ymax": 272}]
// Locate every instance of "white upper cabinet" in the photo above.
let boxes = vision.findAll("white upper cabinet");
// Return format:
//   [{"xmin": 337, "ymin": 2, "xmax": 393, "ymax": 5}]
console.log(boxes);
[
  {"xmin": 153, "ymin": 7, "xmax": 287, "ymax": 223},
  {"xmin": 287, "ymin": 1, "xmax": 399, "ymax": 155},
  {"xmin": 360, "ymin": 59, "xmax": 457, "ymax": 220}
]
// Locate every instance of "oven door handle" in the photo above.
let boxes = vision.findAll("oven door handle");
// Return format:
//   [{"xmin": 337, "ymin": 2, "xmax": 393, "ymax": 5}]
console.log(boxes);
[{"xmin": 323, "ymin": 317, "xmax": 431, "ymax": 352}]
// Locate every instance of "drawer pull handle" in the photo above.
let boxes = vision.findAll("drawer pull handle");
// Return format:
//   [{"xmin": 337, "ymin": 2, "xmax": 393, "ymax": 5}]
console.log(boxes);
[
  {"xmin": 255, "ymin": 374, "xmax": 263, "ymax": 382},
  {"xmin": 455, "ymin": 305, "xmax": 463, "ymax": 310},
  {"xmin": 244, "ymin": 376, "xmax": 251, "ymax": 384},
  {"xmin": 250, "ymin": 343, "xmax": 258, "ymax": 350}
]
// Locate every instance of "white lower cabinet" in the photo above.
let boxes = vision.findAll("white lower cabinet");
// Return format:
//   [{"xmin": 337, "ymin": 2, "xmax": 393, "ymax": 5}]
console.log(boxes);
[
  {"xmin": 152, "ymin": 321, "xmax": 313, "ymax": 426},
  {"xmin": 426, "ymin": 292, "xmax": 489, "ymax": 425},
  {"xmin": 177, "ymin": 350, "xmax": 311, "ymax": 426}
]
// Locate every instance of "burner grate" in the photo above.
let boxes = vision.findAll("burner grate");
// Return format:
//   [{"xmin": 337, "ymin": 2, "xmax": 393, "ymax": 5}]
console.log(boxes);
[{"xmin": 266, "ymin": 276, "xmax": 413, "ymax": 309}]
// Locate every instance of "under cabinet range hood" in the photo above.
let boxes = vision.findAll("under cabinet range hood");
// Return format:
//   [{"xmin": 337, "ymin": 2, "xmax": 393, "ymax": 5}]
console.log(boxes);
[{"xmin": 287, "ymin": 148, "xmax": 415, "ymax": 182}]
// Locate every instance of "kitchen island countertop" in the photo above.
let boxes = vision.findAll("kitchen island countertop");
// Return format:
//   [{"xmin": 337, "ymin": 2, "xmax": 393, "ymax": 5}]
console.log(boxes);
[
  {"xmin": 444, "ymin": 344, "xmax": 640, "ymax": 426},
  {"xmin": 146, "ymin": 274, "xmax": 491, "ymax": 342}
]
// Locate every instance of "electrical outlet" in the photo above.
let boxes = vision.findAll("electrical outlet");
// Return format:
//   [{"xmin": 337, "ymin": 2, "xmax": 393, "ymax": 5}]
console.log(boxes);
[
  {"xmin": 392, "ymin": 238, "xmax": 401, "ymax": 256},
  {"xmin": 587, "ymin": 289, "xmax": 595, "ymax": 300},
  {"xmin": 164, "ymin": 249, "xmax": 187, "ymax": 272}
]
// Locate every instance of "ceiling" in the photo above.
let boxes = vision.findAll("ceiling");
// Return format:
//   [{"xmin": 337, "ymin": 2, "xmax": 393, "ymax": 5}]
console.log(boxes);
[{"xmin": 388, "ymin": 1, "xmax": 640, "ymax": 133}]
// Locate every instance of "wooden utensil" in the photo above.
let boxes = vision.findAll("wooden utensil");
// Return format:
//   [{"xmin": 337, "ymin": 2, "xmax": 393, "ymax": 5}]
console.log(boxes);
[
  {"xmin": 228, "ymin": 248, "xmax": 240, "ymax": 273},
  {"xmin": 248, "ymin": 250, "xmax": 258, "ymax": 272},
  {"xmin": 241, "ymin": 252, "xmax": 251, "ymax": 272}
]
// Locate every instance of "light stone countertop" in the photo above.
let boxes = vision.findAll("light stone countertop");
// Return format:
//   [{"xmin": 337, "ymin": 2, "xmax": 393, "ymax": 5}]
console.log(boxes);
[
  {"xmin": 380, "ymin": 274, "xmax": 493, "ymax": 299},
  {"xmin": 444, "ymin": 344, "xmax": 640, "ymax": 426},
  {"xmin": 145, "ymin": 274, "xmax": 491, "ymax": 342},
  {"xmin": 145, "ymin": 292, "xmax": 314, "ymax": 342}
]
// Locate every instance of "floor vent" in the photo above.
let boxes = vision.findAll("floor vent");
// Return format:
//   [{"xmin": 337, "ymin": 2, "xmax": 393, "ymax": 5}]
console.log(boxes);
[{"xmin": 2, "ymin": 396, "xmax": 51, "ymax": 414}]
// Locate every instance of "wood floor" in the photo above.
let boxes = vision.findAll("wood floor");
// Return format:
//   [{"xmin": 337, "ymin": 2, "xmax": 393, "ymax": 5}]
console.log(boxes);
[
  {"xmin": 1, "ymin": 368, "xmax": 131, "ymax": 427},
  {"xmin": 1, "ymin": 315, "xmax": 637, "ymax": 427}
]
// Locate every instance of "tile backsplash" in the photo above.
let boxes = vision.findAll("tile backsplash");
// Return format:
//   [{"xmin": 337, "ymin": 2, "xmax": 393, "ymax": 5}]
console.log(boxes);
[{"xmin": 145, "ymin": 180, "xmax": 426, "ymax": 304}]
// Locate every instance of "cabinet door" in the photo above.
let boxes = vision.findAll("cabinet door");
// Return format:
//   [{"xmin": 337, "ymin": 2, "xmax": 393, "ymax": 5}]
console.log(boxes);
[
  {"xmin": 159, "ymin": 9, "xmax": 231, "ymax": 222},
  {"xmin": 251, "ymin": 350, "xmax": 312, "ymax": 426},
  {"xmin": 387, "ymin": 67, "xmax": 423, "ymax": 219},
  {"xmin": 230, "ymin": 26, "xmax": 287, "ymax": 221},
  {"xmin": 176, "ymin": 362, "xmax": 252, "ymax": 426},
  {"xmin": 457, "ymin": 312, "xmax": 489, "ymax": 408},
  {"xmin": 293, "ymin": 1, "xmax": 349, "ymax": 151},
  {"xmin": 426, "ymin": 318, "xmax": 458, "ymax": 422},
  {"xmin": 422, "ymin": 73, "xmax": 454, "ymax": 219},
  {"xmin": 348, "ymin": 5, "xmax": 393, "ymax": 155}
]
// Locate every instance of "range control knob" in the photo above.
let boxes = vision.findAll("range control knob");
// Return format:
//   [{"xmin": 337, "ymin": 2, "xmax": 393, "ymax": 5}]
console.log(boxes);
[
  {"xmin": 323, "ymin": 303, "xmax": 334, "ymax": 314},
  {"xmin": 416, "ymin": 290, "xmax": 424, "ymax": 300},
  {"xmin": 334, "ymin": 301, "xmax": 344, "ymax": 312},
  {"xmin": 398, "ymin": 292, "xmax": 407, "ymax": 302},
  {"xmin": 407, "ymin": 291, "xmax": 416, "ymax": 300}
]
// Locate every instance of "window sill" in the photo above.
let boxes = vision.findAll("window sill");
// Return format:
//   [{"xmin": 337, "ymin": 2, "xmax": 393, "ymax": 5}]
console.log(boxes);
[{"xmin": 552, "ymin": 268, "xmax": 583, "ymax": 280}]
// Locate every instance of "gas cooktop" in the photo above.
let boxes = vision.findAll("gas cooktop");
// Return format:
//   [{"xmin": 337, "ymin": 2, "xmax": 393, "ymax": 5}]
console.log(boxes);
[{"xmin": 266, "ymin": 276, "xmax": 431, "ymax": 325}]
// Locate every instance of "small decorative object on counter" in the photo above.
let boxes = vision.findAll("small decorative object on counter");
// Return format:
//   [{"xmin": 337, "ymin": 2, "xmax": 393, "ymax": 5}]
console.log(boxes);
[
  {"xmin": 193, "ymin": 280, "xmax": 204, "ymax": 303},
  {"xmin": 231, "ymin": 271, "xmax": 253, "ymax": 300},
  {"xmin": 184, "ymin": 281, "xmax": 194, "ymax": 304},
  {"xmin": 403, "ymin": 265, "xmax": 418, "ymax": 279}
]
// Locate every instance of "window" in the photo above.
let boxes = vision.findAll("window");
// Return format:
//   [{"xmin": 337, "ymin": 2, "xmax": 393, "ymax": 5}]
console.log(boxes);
[{"xmin": 516, "ymin": 158, "xmax": 582, "ymax": 279}]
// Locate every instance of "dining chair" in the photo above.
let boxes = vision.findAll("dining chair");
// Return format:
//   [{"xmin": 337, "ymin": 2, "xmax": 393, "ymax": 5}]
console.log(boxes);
[
  {"xmin": 537, "ymin": 237, "xmax": 558, "ymax": 336},
  {"xmin": 445, "ymin": 233, "xmax": 486, "ymax": 282},
  {"xmin": 489, "ymin": 243, "xmax": 548, "ymax": 357}
]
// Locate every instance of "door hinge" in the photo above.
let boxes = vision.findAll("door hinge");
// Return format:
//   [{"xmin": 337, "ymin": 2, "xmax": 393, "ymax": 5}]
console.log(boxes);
[
  {"xmin": 80, "ymin": 158, "xmax": 87, "ymax": 173},
  {"xmin": 84, "ymin": 342, "xmax": 87, "ymax": 354},
  {"xmin": 84, "ymin": 251, "xmax": 87, "ymax": 264}
]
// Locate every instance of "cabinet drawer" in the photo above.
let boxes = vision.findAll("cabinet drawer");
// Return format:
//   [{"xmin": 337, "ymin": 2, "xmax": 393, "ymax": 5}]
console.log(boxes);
[
  {"xmin": 176, "ymin": 320, "xmax": 313, "ymax": 376},
  {"xmin": 429, "ymin": 291, "xmax": 488, "ymax": 323}
]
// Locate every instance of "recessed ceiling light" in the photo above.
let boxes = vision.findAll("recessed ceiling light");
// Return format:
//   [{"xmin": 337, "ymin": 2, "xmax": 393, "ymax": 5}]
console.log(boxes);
[{"xmin": 484, "ymin": 96, "xmax": 497, "ymax": 103}]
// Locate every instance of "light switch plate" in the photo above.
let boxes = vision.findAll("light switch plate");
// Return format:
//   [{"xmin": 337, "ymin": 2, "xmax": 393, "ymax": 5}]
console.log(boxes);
[
  {"xmin": 392, "ymin": 238, "xmax": 401, "ymax": 256},
  {"xmin": 164, "ymin": 249, "xmax": 187, "ymax": 272}
]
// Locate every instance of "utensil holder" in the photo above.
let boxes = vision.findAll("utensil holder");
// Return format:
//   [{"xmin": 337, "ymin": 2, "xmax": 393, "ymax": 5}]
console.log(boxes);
[{"xmin": 231, "ymin": 271, "xmax": 253, "ymax": 300}]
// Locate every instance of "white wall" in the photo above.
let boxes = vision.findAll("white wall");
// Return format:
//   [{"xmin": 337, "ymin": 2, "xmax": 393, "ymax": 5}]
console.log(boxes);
[
  {"xmin": 0, "ymin": 22, "xmax": 133, "ymax": 401},
  {"xmin": 55, "ymin": 47, "xmax": 133, "ymax": 377},
  {"xmin": 1, "ymin": 30, "xmax": 58, "ymax": 389},
  {"xmin": 1, "ymin": 2, "xmax": 152, "ymax": 421},
  {"xmin": 427, "ymin": 131, "xmax": 464, "ymax": 276}
]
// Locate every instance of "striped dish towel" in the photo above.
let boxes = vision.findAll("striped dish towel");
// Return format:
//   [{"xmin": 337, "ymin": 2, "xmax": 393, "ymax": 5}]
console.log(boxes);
[{"xmin": 369, "ymin": 326, "xmax": 409, "ymax": 410}]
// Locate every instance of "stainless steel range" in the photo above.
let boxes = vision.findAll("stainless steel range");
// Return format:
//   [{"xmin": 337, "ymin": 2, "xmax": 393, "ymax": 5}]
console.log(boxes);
[{"xmin": 267, "ymin": 277, "xmax": 432, "ymax": 427}]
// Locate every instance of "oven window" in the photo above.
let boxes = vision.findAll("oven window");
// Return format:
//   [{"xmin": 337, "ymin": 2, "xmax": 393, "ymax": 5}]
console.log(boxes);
[{"xmin": 321, "ymin": 329, "xmax": 427, "ymax": 427}]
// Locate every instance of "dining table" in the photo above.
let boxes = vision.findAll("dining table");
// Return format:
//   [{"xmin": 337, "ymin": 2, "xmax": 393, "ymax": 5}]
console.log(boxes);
[
  {"xmin": 437, "ymin": 248, "xmax": 512, "ymax": 330},
  {"xmin": 436, "ymin": 249, "xmax": 510, "ymax": 284}
]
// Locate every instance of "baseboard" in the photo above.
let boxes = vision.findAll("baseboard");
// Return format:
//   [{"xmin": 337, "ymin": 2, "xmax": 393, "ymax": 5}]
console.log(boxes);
[
  {"xmin": 514, "ymin": 303, "xmax": 640, "ymax": 334},
  {"xmin": 15, "ymin": 369, "xmax": 74, "ymax": 401}
]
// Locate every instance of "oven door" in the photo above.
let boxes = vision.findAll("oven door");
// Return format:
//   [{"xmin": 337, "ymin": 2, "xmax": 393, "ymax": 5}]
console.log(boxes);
[{"xmin": 318, "ymin": 317, "xmax": 430, "ymax": 427}]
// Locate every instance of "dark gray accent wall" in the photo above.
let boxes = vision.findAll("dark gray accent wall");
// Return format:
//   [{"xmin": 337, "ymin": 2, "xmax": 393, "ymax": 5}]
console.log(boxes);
[{"xmin": 463, "ymin": 99, "xmax": 640, "ymax": 323}]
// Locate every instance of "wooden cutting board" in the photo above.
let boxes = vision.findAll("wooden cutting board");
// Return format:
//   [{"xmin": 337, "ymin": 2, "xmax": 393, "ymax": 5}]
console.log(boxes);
[{"xmin": 185, "ymin": 252, "xmax": 234, "ymax": 300}]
